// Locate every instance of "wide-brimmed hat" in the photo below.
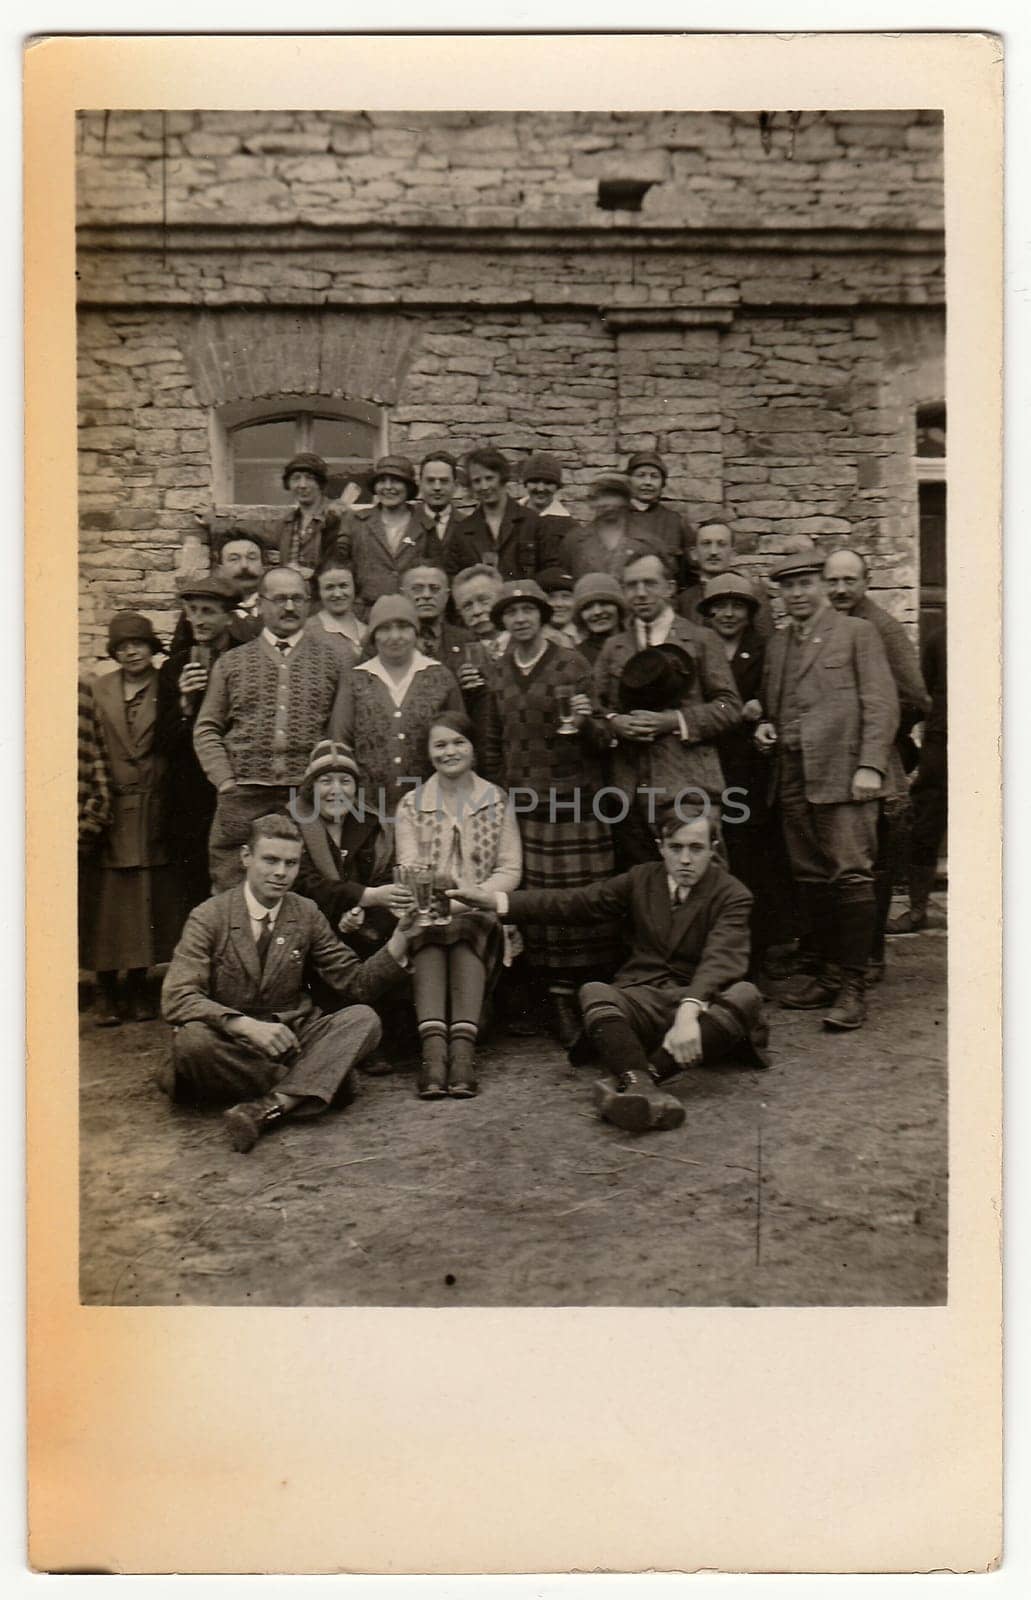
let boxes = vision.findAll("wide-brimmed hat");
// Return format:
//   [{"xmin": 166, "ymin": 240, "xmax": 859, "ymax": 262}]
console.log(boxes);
[
  {"xmin": 697, "ymin": 572, "xmax": 761, "ymax": 615},
  {"xmin": 367, "ymin": 594, "xmax": 419, "ymax": 636},
  {"xmin": 301, "ymin": 739, "xmax": 362, "ymax": 791},
  {"xmin": 175, "ymin": 571, "xmax": 241, "ymax": 607},
  {"xmin": 520, "ymin": 452, "xmax": 564, "ymax": 487},
  {"xmin": 570, "ymin": 572, "xmax": 628, "ymax": 624},
  {"xmin": 282, "ymin": 452, "xmax": 329, "ymax": 490},
  {"xmin": 618, "ymin": 644, "xmax": 695, "ymax": 712},
  {"xmin": 368, "ymin": 454, "xmax": 419, "ymax": 498},
  {"xmin": 588, "ymin": 472, "xmax": 633, "ymax": 501},
  {"xmin": 624, "ymin": 451, "xmax": 668, "ymax": 483},
  {"xmin": 770, "ymin": 550, "xmax": 824, "ymax": 583},
  {"xmin": 490, "ymin": 579, "xmax": 553, "ymax": 629},
  {"xmin": 107, "ymin": 610, "xmax": 164, "ymax": 658}
]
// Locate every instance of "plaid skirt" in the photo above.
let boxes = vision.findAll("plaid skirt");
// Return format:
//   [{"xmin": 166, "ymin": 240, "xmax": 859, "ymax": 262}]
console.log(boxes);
[{"xmin": 519, "ymin": 816, "xmax": 620, "ymax": 973}]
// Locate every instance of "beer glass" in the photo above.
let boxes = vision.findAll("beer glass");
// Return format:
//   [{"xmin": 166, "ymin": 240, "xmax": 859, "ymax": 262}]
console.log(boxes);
[
  {"xmin": 413, "ymin": 866, "xmax": 435, "ymax": 926},
  {"xmin": 556, "ymin": 684, "xmax": 577, "ymax": 735}
]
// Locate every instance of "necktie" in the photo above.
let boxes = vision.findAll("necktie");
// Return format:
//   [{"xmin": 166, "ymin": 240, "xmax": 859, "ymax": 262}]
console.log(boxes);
[
  {"xmin": 643, "ymin": 622, "xmax": 652, "ymax": 646},
  {"xmin": 254, "ymin": 912, "xmax": 273, "ymax": 967},
  {"xmin": 671, "ymin": 887, "xmax": 687, "ymax": 911},
  {"xmin": 276, "ymin": 641, "xmax": 291, "ymax": 657}
]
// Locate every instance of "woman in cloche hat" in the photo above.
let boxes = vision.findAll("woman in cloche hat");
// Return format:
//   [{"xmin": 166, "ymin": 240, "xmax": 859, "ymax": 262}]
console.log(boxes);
[
  {"xmin": 83, "ymin": 612, "xmax": 179, "ymax": 1026},
  {"xmin": 276, "ymin": 450, "xmax": 346, "ymax": 579},
  {"xmin": 340, "ymin": 454, "xmax": 430, "ymax": 609}
]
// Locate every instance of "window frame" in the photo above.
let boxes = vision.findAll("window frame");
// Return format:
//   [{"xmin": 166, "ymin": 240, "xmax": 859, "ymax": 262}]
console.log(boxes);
[{"xmin": 210, "ymin": 396, "xmax": 389, "ymax": 503}]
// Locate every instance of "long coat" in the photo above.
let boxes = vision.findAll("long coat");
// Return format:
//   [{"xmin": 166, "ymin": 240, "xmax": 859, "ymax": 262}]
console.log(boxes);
[
  {"xmin": 593, "ymin": 617, "xmax": 744, "ymax": 804},
  {"xmin": 155, "ymin": 638, "xmax": 243, "ymax": 861},
  {"xmin": 90, "ymin": 668, "xmax": 169, "ymax": 868},
  {"xmin": 509, "ymin": 859, "xmax": 751, "ymax": 1004},
  {"xmin": 761, "ymin": 606, "xmax": 900, "ymax": 805},
  {"xmin": 161, "ymin": 885, "xmax": 405, "ymax": 1033}
]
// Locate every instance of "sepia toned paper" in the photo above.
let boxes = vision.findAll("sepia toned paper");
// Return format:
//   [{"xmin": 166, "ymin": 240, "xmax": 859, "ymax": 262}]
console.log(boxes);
[{"xmin": 25, "ymin": 31, "xmax": 1002, "ymax": 1575}]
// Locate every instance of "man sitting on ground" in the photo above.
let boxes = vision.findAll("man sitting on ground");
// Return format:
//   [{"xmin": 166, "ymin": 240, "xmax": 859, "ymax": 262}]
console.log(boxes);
[
  {"xmin": 159, "ymin": 813, "xmax": 414, "ymax": 1152},
  {"xmin": 454, "ymin": 809, "xmax": 767, "ymax": 1134}
]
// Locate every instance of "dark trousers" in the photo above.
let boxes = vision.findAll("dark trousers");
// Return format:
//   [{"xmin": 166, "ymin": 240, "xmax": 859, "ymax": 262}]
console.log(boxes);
[
  {"xmin": 578, "ymin": 978, "xmax": 764, "ymax": 1064},
  {"xmin": 171, "ymin": 1004, "xmax": 381, "ymax": 1108},
  {"xmin": 910, "ymin": 735, "xmax": 947, "ymax": 867}
]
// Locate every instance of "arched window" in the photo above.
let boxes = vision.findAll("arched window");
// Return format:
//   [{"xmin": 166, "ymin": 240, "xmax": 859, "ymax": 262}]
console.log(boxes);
[{"xmin": 211, "ymin": 397, "xmax": 386, "ymax": 504}]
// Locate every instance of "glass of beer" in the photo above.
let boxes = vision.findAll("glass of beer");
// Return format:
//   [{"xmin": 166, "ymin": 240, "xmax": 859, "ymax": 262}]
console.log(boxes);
[
  {"xmin": 413, "ymin": 865, "xmax": 435, "ymax": 926},
  {"xmin": 431, "ymin": 873, "xmax": 452, "ymax": 925},
  {"xmin": 556, "ymin": 683, "xmax": 577, "ymax": 735}
]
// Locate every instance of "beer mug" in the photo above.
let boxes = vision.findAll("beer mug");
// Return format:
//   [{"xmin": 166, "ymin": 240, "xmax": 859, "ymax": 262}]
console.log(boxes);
[{"xmin": 413, "ymin": 865, "xmax": 435, "ymax": 926}]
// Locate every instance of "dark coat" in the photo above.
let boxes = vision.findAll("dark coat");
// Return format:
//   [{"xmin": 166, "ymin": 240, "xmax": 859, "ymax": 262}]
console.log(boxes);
[
  {"xmin": 161, "ymin": 885, "xmax": 404, "ymax": 1033},
  {"xmin": 761, "ymin": 606, "xmax": 901, "ymax": 804},
  {"xmin": 274, "ymin": 502, "xmax": 346, "ymax": 573},
  {"xmin": 509, "ymin": 859, "xmax": 751, "ymax": 1004},
  {"xmin": 90, "ymin": 668, "xmax": 168, "ymax": 868},
  {"xmin": 155, "ymin": 637, "xmax": 244, "ymax": 854},
  {"xmin": 443, "ymin": 497, "xmax": 558, "ymax": 581},
  {"xmin": 294, "ymin": 812, "xmax": 394, "ymax": 931},
  {"xmin": 711, "ymin": 624, "xmax": 769, "ymax": 811}
]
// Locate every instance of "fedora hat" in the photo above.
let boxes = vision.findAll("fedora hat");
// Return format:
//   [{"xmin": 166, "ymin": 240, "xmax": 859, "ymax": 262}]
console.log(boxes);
[{"xmin": 617, "ymin": 644, "xmax": 695, "ymax": 713}]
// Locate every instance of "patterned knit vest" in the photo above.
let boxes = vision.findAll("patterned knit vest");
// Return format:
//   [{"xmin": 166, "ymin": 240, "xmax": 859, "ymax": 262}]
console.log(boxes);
[{"xmin": 221, "ymin": 635, "xmax": 342, "ymax": 785}]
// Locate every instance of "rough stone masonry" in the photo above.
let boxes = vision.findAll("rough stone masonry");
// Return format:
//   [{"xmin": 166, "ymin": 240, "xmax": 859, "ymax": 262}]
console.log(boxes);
[{"xmin": 76, "ymin": 110, "xmax": 944, "ymax": 666}]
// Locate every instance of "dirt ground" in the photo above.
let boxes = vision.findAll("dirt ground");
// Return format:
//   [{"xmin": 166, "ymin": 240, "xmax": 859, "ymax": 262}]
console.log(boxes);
[{"xmin": 79, "ymin": 919, "xmax": 947, "ymax": 1308}]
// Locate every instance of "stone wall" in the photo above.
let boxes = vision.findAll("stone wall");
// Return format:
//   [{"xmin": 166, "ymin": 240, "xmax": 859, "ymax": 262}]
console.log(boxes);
[
  {"xmin": 77, "ymin": 109, "xmax": 943, "ymax": 232},
  {"xmin": 76, "ymin": 110, "xmax": 944, "ymax": 668}
]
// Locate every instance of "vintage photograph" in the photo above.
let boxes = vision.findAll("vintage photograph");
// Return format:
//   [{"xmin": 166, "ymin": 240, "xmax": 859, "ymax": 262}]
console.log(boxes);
[{"xmin": 74, "ymin": 105, "xmax": 948, "ymax": 1308}]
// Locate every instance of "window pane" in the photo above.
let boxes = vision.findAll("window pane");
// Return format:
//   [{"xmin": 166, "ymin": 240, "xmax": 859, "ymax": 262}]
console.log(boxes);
[
  {"xmin": 311, "ymin": 415, "xmax": 378, "ymax": 460},
  {"xmin": 231, "ymin": 418, "xmax": 299, "ymax": 504},
  {"xmin": 915, "ymin": 403, "xmax": 946, "ymax": 458}
]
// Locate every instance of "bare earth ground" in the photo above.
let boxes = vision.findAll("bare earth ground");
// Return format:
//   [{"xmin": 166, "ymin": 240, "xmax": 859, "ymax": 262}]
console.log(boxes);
[{"xmin": 79, "ymin": 927, "xmax": 946, "ymax": 1307}]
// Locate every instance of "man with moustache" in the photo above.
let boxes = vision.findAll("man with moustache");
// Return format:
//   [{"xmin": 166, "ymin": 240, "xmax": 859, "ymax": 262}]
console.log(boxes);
[
  {"xmin": 755, "ymin": 550, "xmax": 899, "ymax": 1031},
  {"xmin": 169, "ymin": 532, "xmax": 267, "ymax": 653},
  {"xmin": 193, "ymin": 566, "xmax": 351, "ymax": 891}
]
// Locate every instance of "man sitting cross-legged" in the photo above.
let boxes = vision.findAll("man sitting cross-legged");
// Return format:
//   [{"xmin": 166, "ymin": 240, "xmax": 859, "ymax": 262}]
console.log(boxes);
[
  {"xmin": 454, "ymin": 809, "xmax": 768, "ymax": 1133},
  {"xmin": 159, "ymin": 813, "xmax": 414, "ymax": 1152}
]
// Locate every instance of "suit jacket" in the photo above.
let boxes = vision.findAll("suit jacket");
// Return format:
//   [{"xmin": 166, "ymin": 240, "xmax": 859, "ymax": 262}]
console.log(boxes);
[
  {"xmin": 761, "ymin": 606, "xmax": 900, "ymax": 804},
  {"xmin": 712, "ymin": 624, "xmax": 769, "ymax": 807},
  {"xmin": 442, "ymin": 497, "xmax": 558, "ymax": 581},
  {"xmin": 161, "ymin": 885, "xmax": 405, "ymax": 1033},
  {"xmin": 341, "ymin": 507, "xmax": 436, "ymax": 606},
  {"xmin": 90, "ymin": 667, "xmax": 168, "ymax": 868},
  {"xmin": 509, "ymin": 860, "xmax": 751, "ymax": 1003},
  {"xmin": 593, "ymin": 616, "xmax": 744, "ymax": 802}
]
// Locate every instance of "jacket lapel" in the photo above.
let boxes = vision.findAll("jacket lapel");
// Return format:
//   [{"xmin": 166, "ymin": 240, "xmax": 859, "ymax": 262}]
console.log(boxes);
[
  {"xmin": 766, "ymin": 630, "xmax": 787, "ymax": 718},
  {"xmin": 93, "ymin": 671, "xmax": 133, "ymax": 760},
  {"xmin": 794, "ymin": 606, "xmax": 838, "ymax": 682},
  {"xmin": 228, "ymin": 886, "xmax": 262, "ymax": 986},
  {"xmin": 260, "ymin": 897, "xmax": 301, "ymax": 991},
  {"xmin": 666, "ymin": 866, "xmax": 716, "ymax": 955},
  {"xmin": 299, "ymin": 817, "xmax": 343, "ymax": 883}
]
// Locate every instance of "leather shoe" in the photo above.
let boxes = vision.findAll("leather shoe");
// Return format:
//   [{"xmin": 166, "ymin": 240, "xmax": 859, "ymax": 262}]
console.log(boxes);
[
  {"xmin": 94, "ymin": 991, "xmax": 122, "ymax": 1027},
  {"xmin": 823, "ymin": 974, "xmax": 867, "ymax": 1031},
  {"xmin": 417, "ymin": 1036, "xmax": 449, "ymax": 1099},
  {"xmin": 448, "ymin": 1037, "xmax": 479, "ymax": 1098},
  {"xmin": 593, "ymin": 1071, "xmax": 686, "ymax": 1134},
  {"xmin": 778, "ymin": 971, "xmax": 841, "ymax": 1010},
  {"xmin": 223, "ymin": 1093, "xmax": 286, "ymax": 1153}
]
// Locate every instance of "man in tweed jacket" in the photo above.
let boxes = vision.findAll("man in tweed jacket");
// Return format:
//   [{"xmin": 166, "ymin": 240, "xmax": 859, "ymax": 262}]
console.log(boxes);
[{"xmin": 160, "ymin": 813, "xmax": 413, "ymax": 1152}]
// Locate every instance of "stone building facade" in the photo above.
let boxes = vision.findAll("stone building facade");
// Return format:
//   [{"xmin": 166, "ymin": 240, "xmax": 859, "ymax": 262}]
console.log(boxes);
[{"xmin": 76, "ymin": 109, "xmax": 945, "ymax": 667}]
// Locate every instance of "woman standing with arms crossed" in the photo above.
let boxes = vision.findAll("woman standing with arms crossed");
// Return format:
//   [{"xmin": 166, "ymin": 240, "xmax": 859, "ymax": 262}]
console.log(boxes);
[{"xmin": 395, "ymin": 712, "xmax": 522, "ymax": 1099}]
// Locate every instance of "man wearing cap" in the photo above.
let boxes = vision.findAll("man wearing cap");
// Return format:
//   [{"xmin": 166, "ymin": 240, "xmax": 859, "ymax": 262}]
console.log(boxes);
[
  {"xmin": 677, "ymin": 521, "xmax": 775, "ymax": 641},
  {"xmin": 169, "ymin": 531, "xmax": 267, "ymax": 655},
  {"xmin": 341, "ymin": 455, "xmax": 434, "ymax": 608},
  {"xmin": 193, "ymin": 566, "xmax": 352, "ymax": 891},
  {"xmin": 159, "ymin": 811, "xmax": 415, "ymax": 1152},
  {"xmin": 275, "ymin": 452, "xmax": 347, "ymax": 579},
  {"xmin": 593, "ymin": 550, "xmax": 743, "ymax": 865},
  {"xmin": 414, "ymin": 451, "xmax": 463, "ymax": 549},
  {"xmin": 696, "ymin": 572, "xmax": 795, "ymax": 971},
  {"xmin": 623, "ymin": 451, "xmax": 694, "ymax": 584},
  {"xmin": 823, "ymin": 547, "xmax": 930, "ymax": 977},
  {"xmin": 560, "ymin": 473, "xmax": 660, "ymax": 582},
  {"xmin": 156, "ymin": 572, "xmax": 249, "ymax": 919},
  {"xmin": 755, "ymin": 550, "xmax": 899, "ymax": 1030},
  {"xmin": 443, "ymin": 447, "xmax": 558, "ymax": 582}
]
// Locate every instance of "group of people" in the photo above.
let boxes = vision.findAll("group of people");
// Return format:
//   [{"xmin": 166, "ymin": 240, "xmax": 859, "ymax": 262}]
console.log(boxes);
[{"xmin": 78, "ymin": 445, "xmax": 947, "ymax": 1150}]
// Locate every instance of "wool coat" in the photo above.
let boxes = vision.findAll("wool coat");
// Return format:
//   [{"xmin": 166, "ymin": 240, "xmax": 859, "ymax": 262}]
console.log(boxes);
[
  {"xmin": 508, "ymin": 859, "xmax": 751, "ymax": 1005},
  {"xmin": 761, "ymin": 606, "xmax": 901, "ymax": 805},
  {"xmin": 161, "ymin": 885, "xmax": 405, "ymax": 1033},
  {"xmin": 90, "ymin": 668, "xmax": 169, "ymax": 868},
  {"xmin": 593, "ymin": 616, "xmax": 744, "ymax": 805}
]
